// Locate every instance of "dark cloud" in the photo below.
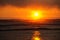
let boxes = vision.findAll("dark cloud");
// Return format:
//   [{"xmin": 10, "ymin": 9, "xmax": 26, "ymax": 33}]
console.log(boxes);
[
  {"xmin": 54, "ymin": 0, "xmax": 60, "ymax": 8},
  {"xmin": 0, "ymin": 0, "xmax": 60, "ymax": 8},
  {"xmin": 0, "ymin": 0, "xmax": 30, "ymax": 7}
]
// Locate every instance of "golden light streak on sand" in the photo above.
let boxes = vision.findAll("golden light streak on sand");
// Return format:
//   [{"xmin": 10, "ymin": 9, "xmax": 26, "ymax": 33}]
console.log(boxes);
[{"xmin": 31, "ymin": 31, "xmax": 42, "ymax": 40}]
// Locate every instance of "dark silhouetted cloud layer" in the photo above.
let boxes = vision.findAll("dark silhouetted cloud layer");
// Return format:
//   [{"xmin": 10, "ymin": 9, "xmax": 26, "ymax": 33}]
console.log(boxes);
[{"xmin": 0, "ymin": 0, "xmax": 60, "ymax": 8}]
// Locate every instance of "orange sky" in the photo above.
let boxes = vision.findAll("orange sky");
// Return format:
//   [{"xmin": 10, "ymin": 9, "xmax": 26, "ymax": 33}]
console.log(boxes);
[{"xmin": 0, "ymin": 5, "xmax": 60, "ymax": 20}]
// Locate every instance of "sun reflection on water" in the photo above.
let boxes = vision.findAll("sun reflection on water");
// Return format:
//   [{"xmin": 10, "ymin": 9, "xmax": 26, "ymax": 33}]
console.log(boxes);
[{"xmin": 31, "ymin": 31, "xmax": 42, "ymax": 40}]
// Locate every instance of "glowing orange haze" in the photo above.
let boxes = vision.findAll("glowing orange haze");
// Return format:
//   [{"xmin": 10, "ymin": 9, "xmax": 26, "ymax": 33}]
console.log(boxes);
[{"xmin": 0, "ymin": 5, "xmax": 60, "ymax": 22}]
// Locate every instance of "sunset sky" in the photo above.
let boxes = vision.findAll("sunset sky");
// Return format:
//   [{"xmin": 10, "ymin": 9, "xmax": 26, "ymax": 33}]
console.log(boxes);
[{"xmin": 0, "ymin": 0, "xmax": 60, "ymax": 21}]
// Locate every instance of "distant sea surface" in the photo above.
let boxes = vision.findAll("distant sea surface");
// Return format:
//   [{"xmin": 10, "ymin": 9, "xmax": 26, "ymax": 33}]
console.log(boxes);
[
  {"xmin": 0, "ymin": 19, "xmax": 60, "ymax": 40},
  {"xmin": 0, "ymin": 30, "xmax": 60, "ymax": 40}
]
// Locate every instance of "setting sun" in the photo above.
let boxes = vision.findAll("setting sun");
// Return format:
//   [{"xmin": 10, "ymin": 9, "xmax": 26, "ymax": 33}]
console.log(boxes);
[
  {"xmin": 31, "ymin": 11, "xmax": 43, "ymax": 20},
  {"xmin": 34, "ymin": 12, "xmax": 39, "ymax": 17}
]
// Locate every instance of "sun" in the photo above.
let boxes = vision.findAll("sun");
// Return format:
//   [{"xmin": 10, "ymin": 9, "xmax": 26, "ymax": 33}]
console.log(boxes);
[
  {"xmin": 34, "ymin": 12, "xmax": 39, "ymax": 17},
  {"xmin": 31, "ymin": 11, "xmax": 43, "ymax": 20}
]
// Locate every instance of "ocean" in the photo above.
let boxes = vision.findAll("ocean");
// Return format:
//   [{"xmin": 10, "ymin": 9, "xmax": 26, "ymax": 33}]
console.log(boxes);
[
  {"xmin": 0, "ymin": 19, "xmax": 60, "ymax": 40},
  {"xmin": 0, "ymin": 29, "xmax": 60, "ymax": 40}
]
